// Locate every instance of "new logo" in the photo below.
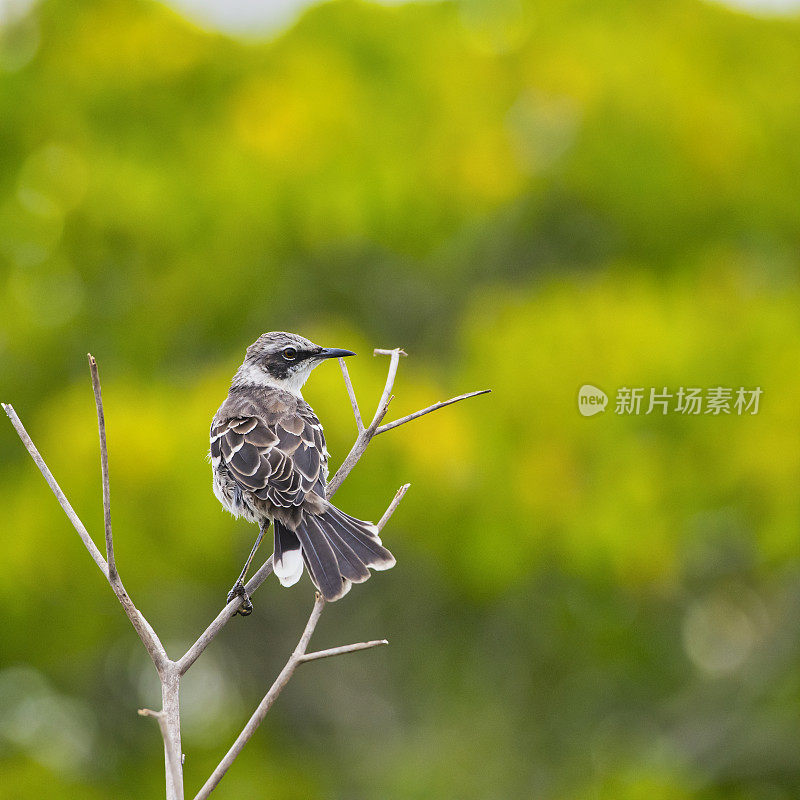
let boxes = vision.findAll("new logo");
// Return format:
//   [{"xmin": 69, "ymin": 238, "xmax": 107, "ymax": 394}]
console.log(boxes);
[{"xmin": 578, "ymin": 385, "xmax": 608, "ymax": 417}]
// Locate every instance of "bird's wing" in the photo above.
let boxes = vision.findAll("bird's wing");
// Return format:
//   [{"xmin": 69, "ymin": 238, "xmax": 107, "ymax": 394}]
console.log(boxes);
[{"xmin": 210, "ymin": 405, "xmax": 328, "ymax": 508}]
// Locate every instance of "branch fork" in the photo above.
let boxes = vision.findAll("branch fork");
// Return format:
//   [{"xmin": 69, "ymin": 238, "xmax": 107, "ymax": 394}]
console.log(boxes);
[{"xmin": 2, "ymin": 346, "xmax": 488, "ymax": 799}]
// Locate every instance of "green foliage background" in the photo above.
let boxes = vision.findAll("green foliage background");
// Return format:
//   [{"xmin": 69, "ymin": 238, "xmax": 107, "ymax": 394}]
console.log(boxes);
[{"xmin": 2, "ymin": 0, "xmax": 800, "ymax": 797}]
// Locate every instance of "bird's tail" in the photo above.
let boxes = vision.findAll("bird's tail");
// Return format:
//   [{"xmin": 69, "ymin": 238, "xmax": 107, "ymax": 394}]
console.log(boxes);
[{"xmin": 273, "ymin": 506, "xmax": 395, "ymax": 601}]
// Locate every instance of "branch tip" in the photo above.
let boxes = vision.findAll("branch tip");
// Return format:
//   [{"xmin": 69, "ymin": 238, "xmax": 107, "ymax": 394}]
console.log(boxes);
[
  {"xmin": 377, "ymin": 483, "xmax": 411, "ymax": 531},
  {"xmin": 300, "ymin": 639, "xmax": 389, "ymax": 663},
  {"xmin": 373, "ymin": 348, "xmax": 407, "ymax": 357},
  {"xmin": 375, "ymin": 388, "xmax": 491, "ymax": 436}
]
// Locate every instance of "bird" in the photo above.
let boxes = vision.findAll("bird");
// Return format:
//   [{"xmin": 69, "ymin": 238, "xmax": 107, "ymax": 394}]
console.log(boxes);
[{"xmin": 210, "ymin": 332, "xmax": 396, "ymax": 613}]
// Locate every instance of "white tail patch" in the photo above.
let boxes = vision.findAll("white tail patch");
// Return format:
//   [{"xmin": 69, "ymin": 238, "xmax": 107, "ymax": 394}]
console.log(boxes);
[{"xmin": 274, "ymin": 547, "xmax": 303, "ymax": 587}]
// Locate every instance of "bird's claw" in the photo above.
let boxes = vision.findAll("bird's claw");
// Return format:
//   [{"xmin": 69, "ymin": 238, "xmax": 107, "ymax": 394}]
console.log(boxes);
[{"xmin": 226, "ymin": 580, "xmax": 253, "ymax": 616}]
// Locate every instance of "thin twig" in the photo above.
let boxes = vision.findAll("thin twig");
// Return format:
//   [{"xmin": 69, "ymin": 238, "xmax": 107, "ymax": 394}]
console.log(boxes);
[
  {"xmin": 2, "ymin": 402, "xmax": 169, "ymax": 672},
  {"xmin": 326, "ymin": 348, "xmax": 404, "ymax": 497},
  {"xmin": 370, "ymin": 348, "xmax": 403, "ymax": 430},
  {"xmin": 2, "ymin": 402, "xmax": 109, "ymax": 575},
  {"xmin": 88, "ymin": 354, "xmax": 117, "ymax": 579},
  {"xmin": 338, "ymin": 358, "xmax": 364, "ymax": 433},
  {"xmin": 87, "ymin": 359, "xmax": 183, "ymax": 797},
  {"xmin": 299, "ymin": 640, "xmax": 388, "ymax": 662},
  {"xmin": 376, "ymin": 389, "xmax": 491, "ymax": 435},
  {"xmin": 88, "ymin": 357, "xmax": 183, "ymax": 798},
  {"xmin": 378, "ymin": 483, "xmax": 410, "ymax": 531},
  {"xmin": 373, "ymin": 349, "xmax": 408, "ymax": 357},
  {"xmin": 177, "ymin": 556, "xmax": 274, "ymax": 675}
]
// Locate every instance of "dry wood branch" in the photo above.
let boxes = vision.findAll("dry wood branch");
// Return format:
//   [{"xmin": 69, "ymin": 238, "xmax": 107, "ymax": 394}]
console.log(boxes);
[
  {"xmin": 370, "ymin": 347, "xmax": 403, "ymax": 429},
  {"xmin": 88, "ymin": 354, "xmax": 116, "ymax": 578},
  {"xmin": 376, "ymin": 389, "xmax": 491, "ymax": 435},
  {"xmin": 328, "ymin": 350, "xmax": 488, "ymax": 497},
  {"xmin": 140, "ymin": 705, "xmax": 183, "ymax": 800},
  {"xmin": 193, "ymin": 598, "xmax": 388, "ymax": 800},
  {"xmin": 377, "ymin": 483, "xmax": 410, "ymax": 530},
  {"xmin": 2, "ymin": 402, "xmax": 109, "ymax": 575},
  {"xmin": 192, "ymin": 595, "xmax": 325, "ymax": 800},
  {"xmin": 373, "ymin": 348, "xmax": 408, "ymax": 357},
  {"xmin": 2, "ymin": 401, "xmax": 169, "ymax": 674},
  {"xmin": 178, "ymin": 556, "xmax": 274, "ymax": 675},
  {"xmin": 339, "ymin": 357, "xmax": 364, "ymax": 432},
  {"xmin": 4, "ymin": 390, "xmax": 180, "ymax": 798},
  {"xmin": 193, "ymin": 481, "xmax": 408, "ymax": 799},
  {"xmin": 326, "ymin": 348, "xmax": 403, "ymax": 497},
  {"xmin": 161, "ymin": 669, "xmax": 185, "ymax": 800},
  {"xmin": 299, "ymin": 639, "xmax": 388, "ymax": 662}
]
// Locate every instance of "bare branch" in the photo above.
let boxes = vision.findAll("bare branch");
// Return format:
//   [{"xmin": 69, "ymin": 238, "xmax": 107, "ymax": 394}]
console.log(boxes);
[
  {"xmin": 161, "ymin": 668, "xmax": 185, "ymax": 800},
  {"xmin": 194, "ymin": 481, "xmax": 410, "ymax": 798},
  {"xmin": 338, "ymin": 358, "xmax": 364, "ymax": 433},
  {"xmin": 372, "ymin": 348, "xmax": 408, "ymax": 357},
  {"xmin": 296, "ymin": 592, "xmax": 327, "ymax": 653},
  {"xmin": 369, "ymin": 348, "xmax": 403, "ymax": 430},
  {"xmin": 376, "ymin": 389, "xmax": 491, "ymax": 435},
  {"xmin": 299, "ymin": 639, "xmax": 388, "ymax": 662},
  {"xmin": 88, "ymin": 354, "xmax": 117, "ymax": 579},
  {"xmin": 378, "ymin": 483, "xmax": 411, "ymax": 531},
  {"xmin": 2, "ymin": 402, "xmax": 169, "ymax": 672},
  {"xmin": 141, "ymin": 685, "xmax": 184, "ymax": 800},
  {"xmin": 326, "ymin": 348, "xmax": 405, "ymax": 497},
  {"xmin": 9, "ymin": 345, "xmax": 475, "ymax": 800},
  {"xmin": 4, "ymin": 389, "xmax": 180, "ymax": 796},
  {"xmin": 3, "ymin": 402, "xmax": 109, "ymax": 575},
  {"xmin": 193, "ymin": 595, "xmax": 327, "ymax": 800},
  {"xmin": 177, "ymin": 556, "xmax": 274, "ymax": 675},
  {"xmin": 179, "ymin": 480, "xmax": 409, "ymax": 677}
]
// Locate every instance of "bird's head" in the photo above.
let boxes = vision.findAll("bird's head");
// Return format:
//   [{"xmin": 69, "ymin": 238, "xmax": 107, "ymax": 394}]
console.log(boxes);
[{"xmin": 232, "ymin": 332, "xmax": 355, "ymax": 396}]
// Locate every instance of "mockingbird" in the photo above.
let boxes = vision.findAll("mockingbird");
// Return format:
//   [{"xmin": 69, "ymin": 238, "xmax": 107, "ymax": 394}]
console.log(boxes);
[{"xmin": 210, "ymin": 332, "xmax": 396, "ymax": 613}]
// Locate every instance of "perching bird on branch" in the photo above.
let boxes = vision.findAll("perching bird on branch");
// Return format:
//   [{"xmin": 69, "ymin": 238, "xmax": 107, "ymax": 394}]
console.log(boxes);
[{"xmin": 210, "ymin": 332, "xmax": 395, "ymax": 613}]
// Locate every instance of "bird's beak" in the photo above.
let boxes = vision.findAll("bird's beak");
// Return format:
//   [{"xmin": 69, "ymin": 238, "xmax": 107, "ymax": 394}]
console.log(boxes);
[{"xmin": 318, "ymin": 347, "xmax": 356, "ymax": 359}]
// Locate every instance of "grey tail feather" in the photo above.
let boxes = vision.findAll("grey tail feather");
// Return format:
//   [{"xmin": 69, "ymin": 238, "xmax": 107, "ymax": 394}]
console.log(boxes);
[
  {"xmin": 290, "ymin": 504, "xmax": 396, "ymax": 602},
  {"xmin": 320, "ymin": 506, "xmax": 396, "ymax": 571}
]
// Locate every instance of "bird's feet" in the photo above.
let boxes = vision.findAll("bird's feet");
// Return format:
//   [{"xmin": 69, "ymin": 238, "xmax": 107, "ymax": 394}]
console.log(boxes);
[{"xmin": 226, "ymin": 580, "xmax": 253, "ymax": 616}]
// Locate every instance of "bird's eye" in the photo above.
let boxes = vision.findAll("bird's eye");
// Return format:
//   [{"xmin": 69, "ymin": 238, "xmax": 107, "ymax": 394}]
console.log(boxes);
[{"xmin": 282, "ymin": 347, "xmax": 297, "ymax": 361}]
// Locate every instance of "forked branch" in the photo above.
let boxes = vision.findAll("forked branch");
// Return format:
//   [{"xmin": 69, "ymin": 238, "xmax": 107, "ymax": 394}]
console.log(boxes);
[
  {"xmin": 327, "ymin": 347, "xmax": 489, "ymax": 495},
  {"xmin": 2, "ymin": 346, "xmax": 487, "ymax": 800},
  {"xmin": 1, "ymin": 393, "xmax": 169, "ymax": 676},
  {"xmin": 192, "ymin": 482, "xmax": 407, "ymax": 800}
]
